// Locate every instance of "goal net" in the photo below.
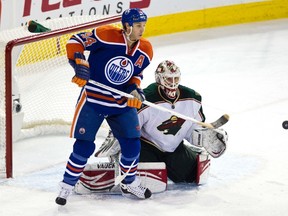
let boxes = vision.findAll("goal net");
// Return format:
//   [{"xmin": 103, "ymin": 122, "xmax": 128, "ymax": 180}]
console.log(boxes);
[{"xmin": 0, "ymin": 15, "xmax": 121, "ymax": 178}]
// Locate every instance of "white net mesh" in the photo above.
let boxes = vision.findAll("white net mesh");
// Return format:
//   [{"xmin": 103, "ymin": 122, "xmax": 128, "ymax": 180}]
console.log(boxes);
[{"xmin": 0, "ymin": 15, "xmax": 121, "ymax": 177}]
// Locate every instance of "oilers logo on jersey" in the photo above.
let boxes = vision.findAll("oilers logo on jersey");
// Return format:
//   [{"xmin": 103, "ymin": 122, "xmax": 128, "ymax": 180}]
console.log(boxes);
[
  {"xmin": 79, "ymin": 127, "xmax": 86, "ymax": 135},
  {"xmin": 105, "ymin": 56, "xmax": 134, "ymax": 85}
]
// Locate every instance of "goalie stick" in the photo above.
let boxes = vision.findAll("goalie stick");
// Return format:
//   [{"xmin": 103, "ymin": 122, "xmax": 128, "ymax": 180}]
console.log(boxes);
[{"xmin": 88, "ymin": 80, "xmax": 229, "ymax": 128}]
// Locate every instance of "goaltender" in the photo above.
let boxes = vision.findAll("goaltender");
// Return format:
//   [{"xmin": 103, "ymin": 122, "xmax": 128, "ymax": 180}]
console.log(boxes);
[{"xmin": 81, "ymin": 60, "xmax": 228, "ymax": 188}]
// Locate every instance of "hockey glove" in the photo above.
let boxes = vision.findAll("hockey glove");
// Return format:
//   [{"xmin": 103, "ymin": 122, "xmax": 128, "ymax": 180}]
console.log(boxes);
[
  {"xmin": 192, "ymin": 128, "xmax": 228, "ymax": 158},
  {"xmin": 126, "ymin": 84, "xmax": 145, "ymax": 109},
  {"xmin": 69, "ymin": 52, "xmax": 90, "ymax": 87}
]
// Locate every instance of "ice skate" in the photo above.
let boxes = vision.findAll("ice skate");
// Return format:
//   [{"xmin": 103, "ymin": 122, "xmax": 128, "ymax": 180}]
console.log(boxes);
[
  {"xmin": 120, "ymin": 177, "xmax": 152, "ymax": 199},
  {"xmin": 55, "ymin": 181, "xmax": 74, "ymax": 206}
]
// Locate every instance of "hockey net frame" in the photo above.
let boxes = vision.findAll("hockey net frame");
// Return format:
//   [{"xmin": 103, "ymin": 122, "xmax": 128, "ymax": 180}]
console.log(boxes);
[{"xmin": 0, "ymin": 15, "xmax": 121, "ymax": 178}]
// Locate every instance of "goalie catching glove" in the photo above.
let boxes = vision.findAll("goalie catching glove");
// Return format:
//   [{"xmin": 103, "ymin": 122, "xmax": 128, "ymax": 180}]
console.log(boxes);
[
  {"xmin": 192, "ymin": 128, "xmax": 228, "ymax": 158},
  {"xmin": 126, "ymin": 84, "xmax": 145, "ymax": 109},
  {"xmin": 69, "ymin": 52, "xmax": 90, "ymax": 87}
]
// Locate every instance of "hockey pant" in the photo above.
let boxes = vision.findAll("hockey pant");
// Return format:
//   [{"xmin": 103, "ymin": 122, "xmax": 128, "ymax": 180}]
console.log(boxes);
[
  {"xmin": 63, "ymin": 100, "xmax": 141, "ymax": 186},
  {"xmin": 139, "ymin": 140, "xmax": 210, "ymax": 184}
]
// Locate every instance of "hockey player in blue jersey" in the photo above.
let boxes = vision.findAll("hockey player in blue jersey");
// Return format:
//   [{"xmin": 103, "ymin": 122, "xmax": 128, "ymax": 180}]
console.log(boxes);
[{"xmin": 55, "ymin": 8, "xmax": 153, "ymax": 205}]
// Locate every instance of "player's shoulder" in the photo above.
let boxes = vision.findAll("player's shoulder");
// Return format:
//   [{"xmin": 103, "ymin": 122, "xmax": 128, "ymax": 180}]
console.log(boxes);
[
  {"xmin": 139, "ymin": 37, "xmax": 152, "ymax": 49},
  {"xmin": 143, "ymin": 83, "xmax": 161, "ymax": 102},
  {"xmin": 178, "ymin": 85, "xmax": 202, "ymax": 101},
  {"xmin": 139, "ymin": 38, "xmax": 153, "ymax": 61},
  {"xmin": 144, "ymin": 82, "xmax": 158, "ymax": 93},
  {"xmin": 95, "ymin": 25, "xmax": 123, "ymax": 43}
]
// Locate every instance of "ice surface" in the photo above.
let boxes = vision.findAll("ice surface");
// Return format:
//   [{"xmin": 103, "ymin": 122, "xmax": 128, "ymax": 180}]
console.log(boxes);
[{"xmin": 1, "ymin": 18, "xmax": 288, "ymax": 216}]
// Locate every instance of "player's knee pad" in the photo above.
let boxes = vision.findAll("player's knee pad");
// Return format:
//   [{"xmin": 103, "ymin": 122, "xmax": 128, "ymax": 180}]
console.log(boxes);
[{"xmin": 73, "ymin": 139, "xmax": 95, "ymax": 158}]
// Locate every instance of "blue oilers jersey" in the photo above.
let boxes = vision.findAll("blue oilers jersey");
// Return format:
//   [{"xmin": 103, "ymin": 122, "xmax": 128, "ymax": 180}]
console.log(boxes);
[{"xmin": 67, "ymin": 25, "xmax": 153, "ymax": 114}]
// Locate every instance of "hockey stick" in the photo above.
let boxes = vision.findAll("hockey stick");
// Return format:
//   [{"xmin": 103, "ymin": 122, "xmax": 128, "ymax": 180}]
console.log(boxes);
[
  {"xmin": 114, "ymin": 159, "xmax": 136, "ymax": 185},
  {"xmin": 88, "ymin": 80, "xmax": 229, "ymax": 128}
]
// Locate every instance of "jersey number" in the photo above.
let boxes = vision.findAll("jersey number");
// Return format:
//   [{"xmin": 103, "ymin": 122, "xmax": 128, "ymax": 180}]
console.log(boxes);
[{"xmin": 80, "ymin": 32, "xmax": 97, "ymax": 47}]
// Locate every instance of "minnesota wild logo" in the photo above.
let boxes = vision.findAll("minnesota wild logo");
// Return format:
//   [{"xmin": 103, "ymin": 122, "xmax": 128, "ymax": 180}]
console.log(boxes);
[{"xmin": 157, "ymin": 115, "xmax": 185, "ymax": 135}]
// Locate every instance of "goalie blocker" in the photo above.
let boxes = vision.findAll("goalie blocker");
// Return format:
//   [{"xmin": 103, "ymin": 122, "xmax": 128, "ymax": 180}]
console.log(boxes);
[{"xmin": 74, "ymin": 155, "xmax": 210, "ymax": 195}]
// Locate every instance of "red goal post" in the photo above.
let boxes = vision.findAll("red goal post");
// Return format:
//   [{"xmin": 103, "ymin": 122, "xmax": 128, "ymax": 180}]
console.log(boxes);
[{"xmin": 0, "ymin": 15, "xmax": 121, "ymax": 178}]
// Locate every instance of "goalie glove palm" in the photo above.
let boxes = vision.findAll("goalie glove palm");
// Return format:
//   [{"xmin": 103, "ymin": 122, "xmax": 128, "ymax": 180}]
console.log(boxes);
[
  {"xmin": 192, "ymin": 128, "xmax": 228, "ymax": 158},
  {"xmin": 69, "ymin": 52, "xmax": 90, "ymax": 87}
]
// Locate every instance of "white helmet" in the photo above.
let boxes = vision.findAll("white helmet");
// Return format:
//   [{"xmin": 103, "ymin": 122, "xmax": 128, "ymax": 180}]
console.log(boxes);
[{"xmin": 155, "ymin": 60, "xmax": 181, "ymax": 98}]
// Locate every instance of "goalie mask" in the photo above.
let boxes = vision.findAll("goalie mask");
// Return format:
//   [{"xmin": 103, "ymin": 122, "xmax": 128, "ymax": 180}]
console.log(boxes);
[{"xmin": 155, "ymin": 60, "xmax": 181, "ymax": 99}]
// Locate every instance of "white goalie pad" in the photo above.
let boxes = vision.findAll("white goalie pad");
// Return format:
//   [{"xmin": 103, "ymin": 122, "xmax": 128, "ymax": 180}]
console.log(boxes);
[
  {"xmin": 192, "ymin": 128, "xmax": 228, "ymax": 158},
  {"xmin": 12, "ymin": 112, "xmax": 24, "ymax": 142},
  {"xmin": 12, "ymin": 76, "xmax": 24, "ymax": 141},
  {"xmin": 196, "ymin": 152, "xmax": 211, "ymax": 185},
  {"xmin": 94, "ymin": 131, "xmax": 120, "ymax": 158},
  {"xmin": 74, "ymin": 162, "xmax": 167, "ymax": 195}
]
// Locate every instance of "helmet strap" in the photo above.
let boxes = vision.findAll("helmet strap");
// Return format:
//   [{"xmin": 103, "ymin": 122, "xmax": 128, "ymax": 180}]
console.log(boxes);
[{"xmin": 125, "ymin": 26, "xmax": 137, "ymax": 43}]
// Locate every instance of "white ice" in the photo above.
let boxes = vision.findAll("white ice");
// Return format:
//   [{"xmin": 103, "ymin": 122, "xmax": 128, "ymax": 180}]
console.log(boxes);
[{"xmin": 1, "ymin": 18, "xmax": 288, "ymax": 216}]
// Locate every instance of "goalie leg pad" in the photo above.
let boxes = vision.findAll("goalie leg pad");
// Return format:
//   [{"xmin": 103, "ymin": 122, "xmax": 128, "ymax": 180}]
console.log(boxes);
[
  {"xmin": 196, "ymin": 152, "xmax": 211, "ymax": 185},
  {"xmin": 94, "ymin": 130, "xmax": 121, "ymax": 158},
  {"xmin": 75, "ymin": 162, "xmax": 118, "ymax": 194},
  {"xmin": 74, "ymin": 162, "xmax": 167, "ymax": 194},
  {"xmin": 137, "ymin": 162, "xmax": 167, "ymax": 193}
]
